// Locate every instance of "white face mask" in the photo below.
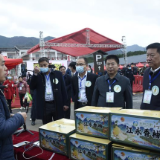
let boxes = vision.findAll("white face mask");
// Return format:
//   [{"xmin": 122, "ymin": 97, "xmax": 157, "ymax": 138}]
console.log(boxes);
[
  {"xmin": 40, "ymin": 67, "xmax": 49, "ymax": 73},
  {"xmin": 76, "ymin": 66, "xmax": 84, "ymax": 73}
]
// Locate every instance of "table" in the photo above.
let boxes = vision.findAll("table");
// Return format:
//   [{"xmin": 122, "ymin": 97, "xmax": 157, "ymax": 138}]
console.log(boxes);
[{"xmin": 13, "ymin": 130, "xmax": 71, "ymax": 160}]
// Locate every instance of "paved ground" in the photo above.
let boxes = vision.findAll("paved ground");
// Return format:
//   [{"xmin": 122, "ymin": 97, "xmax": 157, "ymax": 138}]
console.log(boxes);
[{"xmin": 12, "ymin": 93, "xmax": 143, "ymax": 132}]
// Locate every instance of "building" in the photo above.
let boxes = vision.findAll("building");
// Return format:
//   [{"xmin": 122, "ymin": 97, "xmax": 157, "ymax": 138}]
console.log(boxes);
[
  {"xmin": 119, "ymin": 54, "xmax": 147, "ymax": 65},
  {"xmin": 0, "ymin": 46, "xmax": 76, "ymax": 76}
]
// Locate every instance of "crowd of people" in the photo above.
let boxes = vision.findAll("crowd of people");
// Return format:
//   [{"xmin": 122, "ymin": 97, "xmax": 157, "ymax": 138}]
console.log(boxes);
[{"xmin": 0, "ymin": 42, "xmax": 160, "ymax": 159}]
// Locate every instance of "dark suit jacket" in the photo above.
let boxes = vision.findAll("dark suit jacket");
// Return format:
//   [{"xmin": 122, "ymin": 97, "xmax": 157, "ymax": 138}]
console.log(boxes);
[
  {"xmin": 91, "ymin": 73, "xmax": 133, "ymax": 109},
  {"xmin": 141, "ymin": 68, "xmax": 160, "ymax": 110},
  {"xmin": 71, "ymin": 72, "xmax": 98, "ymax": 109},
  {"xmin": 0, "ymin": 91, "xmax": 24, "ymax": 159},
  {"xmin": 63, "ymin": 74, "xmax": 72, "ymax": 107},
  {"xmin": 30, "ymin": 70, "xmax": 67, "ymax": 119}
]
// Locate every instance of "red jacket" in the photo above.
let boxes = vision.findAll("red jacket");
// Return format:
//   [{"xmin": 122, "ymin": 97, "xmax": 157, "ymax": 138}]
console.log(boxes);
[
  {"xmin": 17, "ymin": 81, "xmax": 27, "ymax": 94},
  {"xmin": 3, "ymin": 80, "xmax": 15, "ymax": 99}
]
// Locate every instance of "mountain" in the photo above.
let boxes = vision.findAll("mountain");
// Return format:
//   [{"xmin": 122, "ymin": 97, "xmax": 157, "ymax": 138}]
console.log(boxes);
[
  {"xmin": 0, "ymin": 35, "xmax": 145, "ymax": 54},
  {"xmin": 0, "ymin": 35, "xmax": 54, "ymax": 48},
  {"xmin": 107, "ymin": 44, "xmax": 145, "ymax": 55},
  {"xmin": 126, "ymin": 44, "xmax": 145, "ymax": 52}
]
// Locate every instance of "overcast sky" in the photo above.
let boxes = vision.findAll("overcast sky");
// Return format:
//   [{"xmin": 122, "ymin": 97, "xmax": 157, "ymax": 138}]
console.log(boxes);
[{"xmin": 0, "ymin": 0, "xmax": 160, "ymax": 47}]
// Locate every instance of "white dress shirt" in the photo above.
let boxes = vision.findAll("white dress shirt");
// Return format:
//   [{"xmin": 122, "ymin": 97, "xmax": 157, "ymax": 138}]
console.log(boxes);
[
  {"xmin": 150, "ymin": 66, "xmax": 160, "ymax": 73},
  {"xmin": 78, "ymin": 72, "xmax": 88, "ymax": 103},
  {"xmin": 45, "ymin": 74, "xmax": 54, "ymax": 101}
]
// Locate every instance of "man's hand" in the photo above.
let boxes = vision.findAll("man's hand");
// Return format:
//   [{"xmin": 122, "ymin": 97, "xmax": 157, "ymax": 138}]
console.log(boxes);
[
  {"xmin": 5, "ymin": 84, "xmax": 8, "ymax": 88},
  {"xmin": 18, "ymin": 112, "xmax": 27, "ymax": 122},
  {"xmin": 63, "ymin": 105, "xmax": 69, "ymax": 111},
  {"xmin": 10, "ymin": 114, "xmax": 14, "ymax": 117},
  {"xmin": 34, "ymin": 66, "xmax": 40, "ymax": 74},
  {"xmin": 13, "ymin": 94, "xmax": 16, "ymax": 97}
]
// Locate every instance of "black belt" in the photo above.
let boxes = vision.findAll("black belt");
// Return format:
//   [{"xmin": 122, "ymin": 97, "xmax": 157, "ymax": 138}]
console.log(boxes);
[
  {"xmin": 78, "ymin": 101, "xmax": 88, "ymax": 105},
  {"xmin": 45, "ymin": 100, "xmax": 54, "ymax": 104}
]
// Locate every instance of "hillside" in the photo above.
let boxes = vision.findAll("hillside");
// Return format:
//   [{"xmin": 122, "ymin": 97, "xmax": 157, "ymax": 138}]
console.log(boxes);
[{"xmin": 0, "ymin": 35, "xmax": 54, "ymax": 48}]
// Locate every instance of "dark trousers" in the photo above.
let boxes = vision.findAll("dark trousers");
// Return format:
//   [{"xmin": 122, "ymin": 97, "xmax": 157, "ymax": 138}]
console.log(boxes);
[
  {"xmin": 31, "ymin": 106, "xmax": 36, "ymax": 121},
  {"xmin": 19, "ymin": 93, "xmax": 25, "ymax": 107},
  {"xmin": 130, "ymin": 81, "xmax": 133, "ymax": 93},
  {"xmin": 42, "ymin": 101, "xmax": 57, "ymax": 124},
  {"xmin": 7, "ymin": 99, "xmax": 12, "ymax": 113},
  {"xmin": 64, "ymin": 108, "xmax": 70, "ymax": 119},
  {"xmin": 64, "ymin": 99, "xmax": 71, "ymax": 119}
]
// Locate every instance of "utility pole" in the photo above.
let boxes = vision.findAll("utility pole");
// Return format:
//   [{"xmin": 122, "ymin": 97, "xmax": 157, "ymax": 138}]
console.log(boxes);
[
  {"xmin": 122, "ymin": 36, "xmax": 127, "ymax": 66},
  {"xmin": 39, "ymin": 31, "xmax": 45, "ymax": 57}
]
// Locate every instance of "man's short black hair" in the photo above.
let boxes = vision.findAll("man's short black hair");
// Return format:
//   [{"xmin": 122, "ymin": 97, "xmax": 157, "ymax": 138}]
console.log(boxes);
[
  {"xmin": 38, "ymin": 57, "xmax": 49, "ymax": 64},
  {"xmin": 59, "ymin": 66, "xmax": 66, "ymax": 70},
  {"xmin": 68, "ymin": 62, "xmax": 76, "ymax": 70},
  {"xmin": 18, "ymin": 76, "xmax": 22, "ymax": 79},
  {"xmin": 105, "ymin": 55, "xmax": 119, "ymax": 64},
  {"xmin": 146, "ymin": 43, "xmax": 160, "ymax": 54},
  {"xmin": 78, "ymin": 57, "xmax": 88, "ymax": 65}
]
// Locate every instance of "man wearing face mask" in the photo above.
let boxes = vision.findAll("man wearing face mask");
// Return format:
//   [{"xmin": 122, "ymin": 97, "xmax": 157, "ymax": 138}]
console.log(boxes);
[
  {"xmin": 88, "ymin": 65, "xmax": 93, "ymax": 73},
  {"xmin": 30, "ymin": 57, "xmax": 68, "ymax": 124},
  {"xmin": 124, "ymin": 64, "xmax": 135, "ymax": 93},
  {"xmin": 17, "ymin": 76, "xmax": 28, "ymax": 110},
  {"xmin": 71, "ymin": 57, "xmax": 98, "ymax": 109},
  {"xmin": 3, "ymin": 74, "xmax": 15, "ymax": 113}
]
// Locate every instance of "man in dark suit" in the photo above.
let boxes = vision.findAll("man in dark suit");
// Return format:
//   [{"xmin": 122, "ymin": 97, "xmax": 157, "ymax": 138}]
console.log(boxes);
[
  {"xmin": 92, "ymin": 55, "xmax": 132, "ymax": 109},
  {"xmin": 30, "ymin": 57, "xmax": 68, "ymax": 124},
  {"xmin": 69, "ymin": 62, "xmax": 78, "ymax": 76},
  {"xmin": 59, "ymin": 65, "xmax": 71, "ymax": 119},
  {"xmin": 71, "ymin": 57, "xmax": 98, "ymax": 109},
  {"xmin": 141, "ymin": 43, "xmax": 160, "ymax": 110},
  {"xmin": 124, "ymin": 64, "xmax": 135, "ymax": 93},
  {"xmin": 26, "ymin": 72, "xmax": 32, "ymax": 85},
  {"xmin": 131, "ymin": 63, "xmax": 139, "ymax": 75}
]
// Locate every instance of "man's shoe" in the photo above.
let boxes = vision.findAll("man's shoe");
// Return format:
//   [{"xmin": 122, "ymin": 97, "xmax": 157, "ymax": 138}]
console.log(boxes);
[
  {"xmin": 31, "ymin": 121, "xmax": 35, "ymax": 126},
  {"xmin": 20, "ymin": 106, "xmax": 23, "ymax": 109}
]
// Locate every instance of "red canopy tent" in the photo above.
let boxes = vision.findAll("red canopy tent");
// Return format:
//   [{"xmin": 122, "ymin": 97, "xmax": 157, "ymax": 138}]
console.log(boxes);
[
  {"xmin": 136, "ymin": 62, "xmax": 144, "ymax": 68},
  {"xmin": 27, "ymin": 28, "xmax": 123, "ymax": 56},
  {"xmin": 4, "ymin": 56, "xmax": 23, "ymax": 70},
  {"xmin": 119, "ymin": 65, "xmax": 123, "ymax": 69}
]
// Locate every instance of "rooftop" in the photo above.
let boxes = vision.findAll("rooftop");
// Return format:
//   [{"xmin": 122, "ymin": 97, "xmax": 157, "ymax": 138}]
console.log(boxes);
[{"xmin": 119, "ymin": 54, "xmax": 147, "ymax": 64}]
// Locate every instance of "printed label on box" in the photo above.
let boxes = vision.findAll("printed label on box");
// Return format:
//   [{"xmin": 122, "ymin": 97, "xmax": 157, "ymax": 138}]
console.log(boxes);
[
  {"xmin": 76, "ymin": 113, "xmax": 109, "ymax": 138},
  {"xmin": 70, "ymin": 138, "xmax": 107, "ymax": 160},
  {"xmin": 114, "ymin": 149, "xmax": 160, "ymax": 160},
  {"xmin": 39, "ymin": 130, "xmax": 67, "ymax": 155},
  {"xmin": 110, "ymin": 115, "xmax": 160, "ymax": 150}
]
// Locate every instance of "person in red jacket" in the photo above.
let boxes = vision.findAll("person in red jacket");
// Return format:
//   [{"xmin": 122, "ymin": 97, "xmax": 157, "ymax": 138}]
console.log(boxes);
[
  {"xmin": 17, "ymin": 76, "xmax": 28, "ymax": 109},
  {"xmin": 3, "ymin": 74, "xmax": 15, "ymax": 113}
]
